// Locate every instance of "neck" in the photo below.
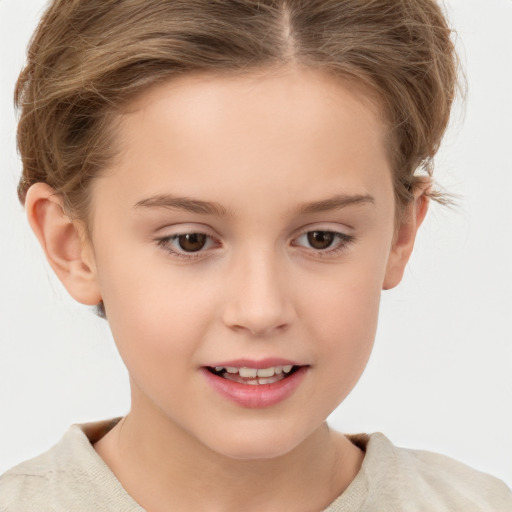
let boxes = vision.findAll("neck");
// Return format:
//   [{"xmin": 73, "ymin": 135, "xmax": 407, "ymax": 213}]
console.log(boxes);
[{"xmin": 94, "ymin": 397, "xmax": 363, "ymax": 512}]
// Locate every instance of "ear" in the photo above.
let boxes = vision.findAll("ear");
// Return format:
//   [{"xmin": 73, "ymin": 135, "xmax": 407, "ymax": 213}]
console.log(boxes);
[
  {"xmin": 25, "ymin": 183, "xmax": 102, "ymax": 305},
  {"xmin": 382, "ymin": 184, "xmax": 430, "ymax": 290}
]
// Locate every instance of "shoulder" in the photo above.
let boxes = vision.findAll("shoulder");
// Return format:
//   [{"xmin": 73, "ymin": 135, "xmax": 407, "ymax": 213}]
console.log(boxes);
[
  {"xmin": 342, "ymin": 432, "xmax": 512, "ymax": 512},
  {"xmin": 1, "ymin": 428, "xmax": 78, "ymax": 512},
  {"xmin": 392, "ymin": 438, "xmax": 511, "ymax": 510},
  {"xmin": 0, "ymin": 420, "xmax": 143, "ymax": 512}
]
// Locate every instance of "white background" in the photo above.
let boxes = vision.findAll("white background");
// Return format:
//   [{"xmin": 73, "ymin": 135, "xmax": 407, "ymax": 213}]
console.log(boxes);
[{"xmin": 1, "ymin": 0, "xmax": 511, "ymax": 486}]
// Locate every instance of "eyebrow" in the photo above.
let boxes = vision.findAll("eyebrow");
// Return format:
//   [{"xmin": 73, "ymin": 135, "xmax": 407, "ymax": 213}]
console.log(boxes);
[
  {"xmin": 295, "ymin": 193, "xmax": 375, "ymax": 215},
  {"xmin": 134, "ymin": 195, "xmax": 229, "ymax": 216},
  {"xmin": 133, "ymin": 192, "xmax": 375, "ymax": 216}
]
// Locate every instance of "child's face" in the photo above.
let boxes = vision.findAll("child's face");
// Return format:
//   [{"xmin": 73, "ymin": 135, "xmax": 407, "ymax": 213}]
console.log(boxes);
[{"xmin": 83, "ymin": 67, "xmax": 409, "ymax": 458}]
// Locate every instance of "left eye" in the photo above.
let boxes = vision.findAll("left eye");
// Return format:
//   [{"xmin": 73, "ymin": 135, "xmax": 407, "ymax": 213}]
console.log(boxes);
[{"xmin": 293, "ymin": 230, "xmax": 353, "ymax": 252}]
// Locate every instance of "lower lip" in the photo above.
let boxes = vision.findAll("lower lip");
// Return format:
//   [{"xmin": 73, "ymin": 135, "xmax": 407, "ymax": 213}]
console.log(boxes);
[{"xmin": 201, "ymin": 367, "xmax": 308, "ymax": 408}]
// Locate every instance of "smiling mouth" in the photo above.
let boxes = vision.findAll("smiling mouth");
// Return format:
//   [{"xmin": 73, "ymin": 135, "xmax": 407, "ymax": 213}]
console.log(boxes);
[{"xmin": 206, "ymin": 365, "xmax": 302, "ymax": 385}]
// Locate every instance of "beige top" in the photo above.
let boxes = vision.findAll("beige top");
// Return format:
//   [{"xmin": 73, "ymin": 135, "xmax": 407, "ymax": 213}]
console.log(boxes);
[{"xmin": 1, "ymin": 419, "xmax": 511, "ymax": 512}]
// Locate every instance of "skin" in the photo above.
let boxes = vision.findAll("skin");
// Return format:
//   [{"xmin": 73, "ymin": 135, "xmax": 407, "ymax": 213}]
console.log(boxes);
[{"xmin": 25, "ymin": 66, "xmax": 428, "ymax": 511}]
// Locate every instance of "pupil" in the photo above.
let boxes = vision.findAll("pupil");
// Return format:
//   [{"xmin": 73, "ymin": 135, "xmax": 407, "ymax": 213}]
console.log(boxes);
[
  {"xmin": 307, "ymin": 231, "xmax": 334, "ymax": 249},
  {"xmin": 178, "ymin": 233, "xmax": 207, "ymax": 252}
]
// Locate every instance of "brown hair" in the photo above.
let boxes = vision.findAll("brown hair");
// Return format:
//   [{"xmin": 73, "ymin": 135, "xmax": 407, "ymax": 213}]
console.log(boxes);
[{"xmin": 15, "ymin": 0, "xmax": 460, "ymax": 221}]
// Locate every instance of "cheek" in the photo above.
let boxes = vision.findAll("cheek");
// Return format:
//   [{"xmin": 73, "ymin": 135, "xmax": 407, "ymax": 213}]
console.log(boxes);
[
  {"xmin": 306, "ymin": 278, "xmax": 380, "ymax": 359},
  {"xmin": 95, "ymin": 250, "xmax": 216, "ymax": 372},
  {"xmin": 297, "ymin": 255, "xmax": 385, "ymax": 387},
  {"xmin": 300, "ymin": 248, "xmax": 385, "ymax": 333}
]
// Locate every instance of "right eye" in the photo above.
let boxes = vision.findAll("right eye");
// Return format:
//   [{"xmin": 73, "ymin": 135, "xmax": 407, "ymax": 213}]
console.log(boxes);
[
  {"xmin": 173, "ymin": 233, "xmax": 208, "ymax": 252},
  {"xmin": 156, "ymin": 232, "xmax": 219, "ymax": 258}
]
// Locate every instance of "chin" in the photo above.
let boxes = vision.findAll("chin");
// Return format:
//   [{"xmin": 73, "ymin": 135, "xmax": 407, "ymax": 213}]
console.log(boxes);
[
  {"xmin": 213, "ymin": 442, "xmax": 299, "ymax": 461},
  {"xmin": 200, "ymin": 423, "xmax": 315, "ymax": 461}
]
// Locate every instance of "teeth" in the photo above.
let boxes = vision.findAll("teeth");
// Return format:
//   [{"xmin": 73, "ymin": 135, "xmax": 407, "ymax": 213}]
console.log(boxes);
[
  {"xmin": 239, "ymin": 367, "xmax": 258, "ymax": 378},
  {"xmin": 257, "ymin": 377, "xmax": 274, "ymax": 385},
  {"xmin": 222, "ymin": 372, "xmax": 288, "ymax": 385},
  {"xmin": 256, "ymin": 367, "xmax": 275, "ymax": 378},
  {"xmin": 211, "ymin": 365, "xmax": 296, "ymax": 378}
]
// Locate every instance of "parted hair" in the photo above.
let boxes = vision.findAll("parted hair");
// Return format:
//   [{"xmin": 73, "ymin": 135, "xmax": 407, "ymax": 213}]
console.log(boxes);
[{"xmin": 15, "ymin": 0, "xmax": 460, "ymax": 220}]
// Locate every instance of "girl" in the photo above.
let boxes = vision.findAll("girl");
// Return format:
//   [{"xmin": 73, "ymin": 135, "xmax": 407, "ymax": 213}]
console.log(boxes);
[{"xmin": 1, "ymin": 1, "xmax": 511, "ymax": 510}]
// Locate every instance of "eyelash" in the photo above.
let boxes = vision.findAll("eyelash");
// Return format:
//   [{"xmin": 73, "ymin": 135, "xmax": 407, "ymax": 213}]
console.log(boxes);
[
  {"xmin": 155, "ymin": 230, "xmax": 355, "ymax": 260},
  {"xmin": 291, "ymin": 231, "xmax": 355, "ymax": 258},
  {"xmin": 156, "ymin": 233, "xmax": 221, "ymax": 260}
]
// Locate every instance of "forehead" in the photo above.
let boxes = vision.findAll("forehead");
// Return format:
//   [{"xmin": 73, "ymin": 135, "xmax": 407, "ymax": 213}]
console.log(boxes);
[
  {"xmin": 121, "ymin": 66, "xmax": 384, "ymax": 149},
  {"xmin": 93, "ymin": 66, "xmax": 393, "ymax": 219}
]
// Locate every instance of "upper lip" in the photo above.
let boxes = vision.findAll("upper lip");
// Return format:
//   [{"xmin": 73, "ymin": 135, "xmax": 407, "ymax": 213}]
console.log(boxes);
[{"xmin": 205, "ymin": 358, "xmax": 303, "ymax": 369}]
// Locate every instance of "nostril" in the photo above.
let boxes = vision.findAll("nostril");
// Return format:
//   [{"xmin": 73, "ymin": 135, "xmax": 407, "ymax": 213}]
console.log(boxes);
[
  {"xmin": 229, "ymin": 321, "xmax": 289, "ymax": 337},
  {"xmin": 220, "ymin": 270, "xmax": 295, "ymax": 335}
]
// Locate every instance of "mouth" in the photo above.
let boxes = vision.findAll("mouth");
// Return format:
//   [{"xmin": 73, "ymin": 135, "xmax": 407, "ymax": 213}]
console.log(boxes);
[
  {"xmin": 205, "ymin": 364, "xmax": 302, "ymax": 385},
  {"xmin": 202, "ymin": 362, "xmax": 308, "ymax": 408}
]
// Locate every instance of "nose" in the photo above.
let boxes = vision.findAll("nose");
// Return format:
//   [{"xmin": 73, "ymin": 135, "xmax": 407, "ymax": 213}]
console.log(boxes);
[{"xmin": 221, "ymin": 250, "xmax": 295, "ymax": 337}]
